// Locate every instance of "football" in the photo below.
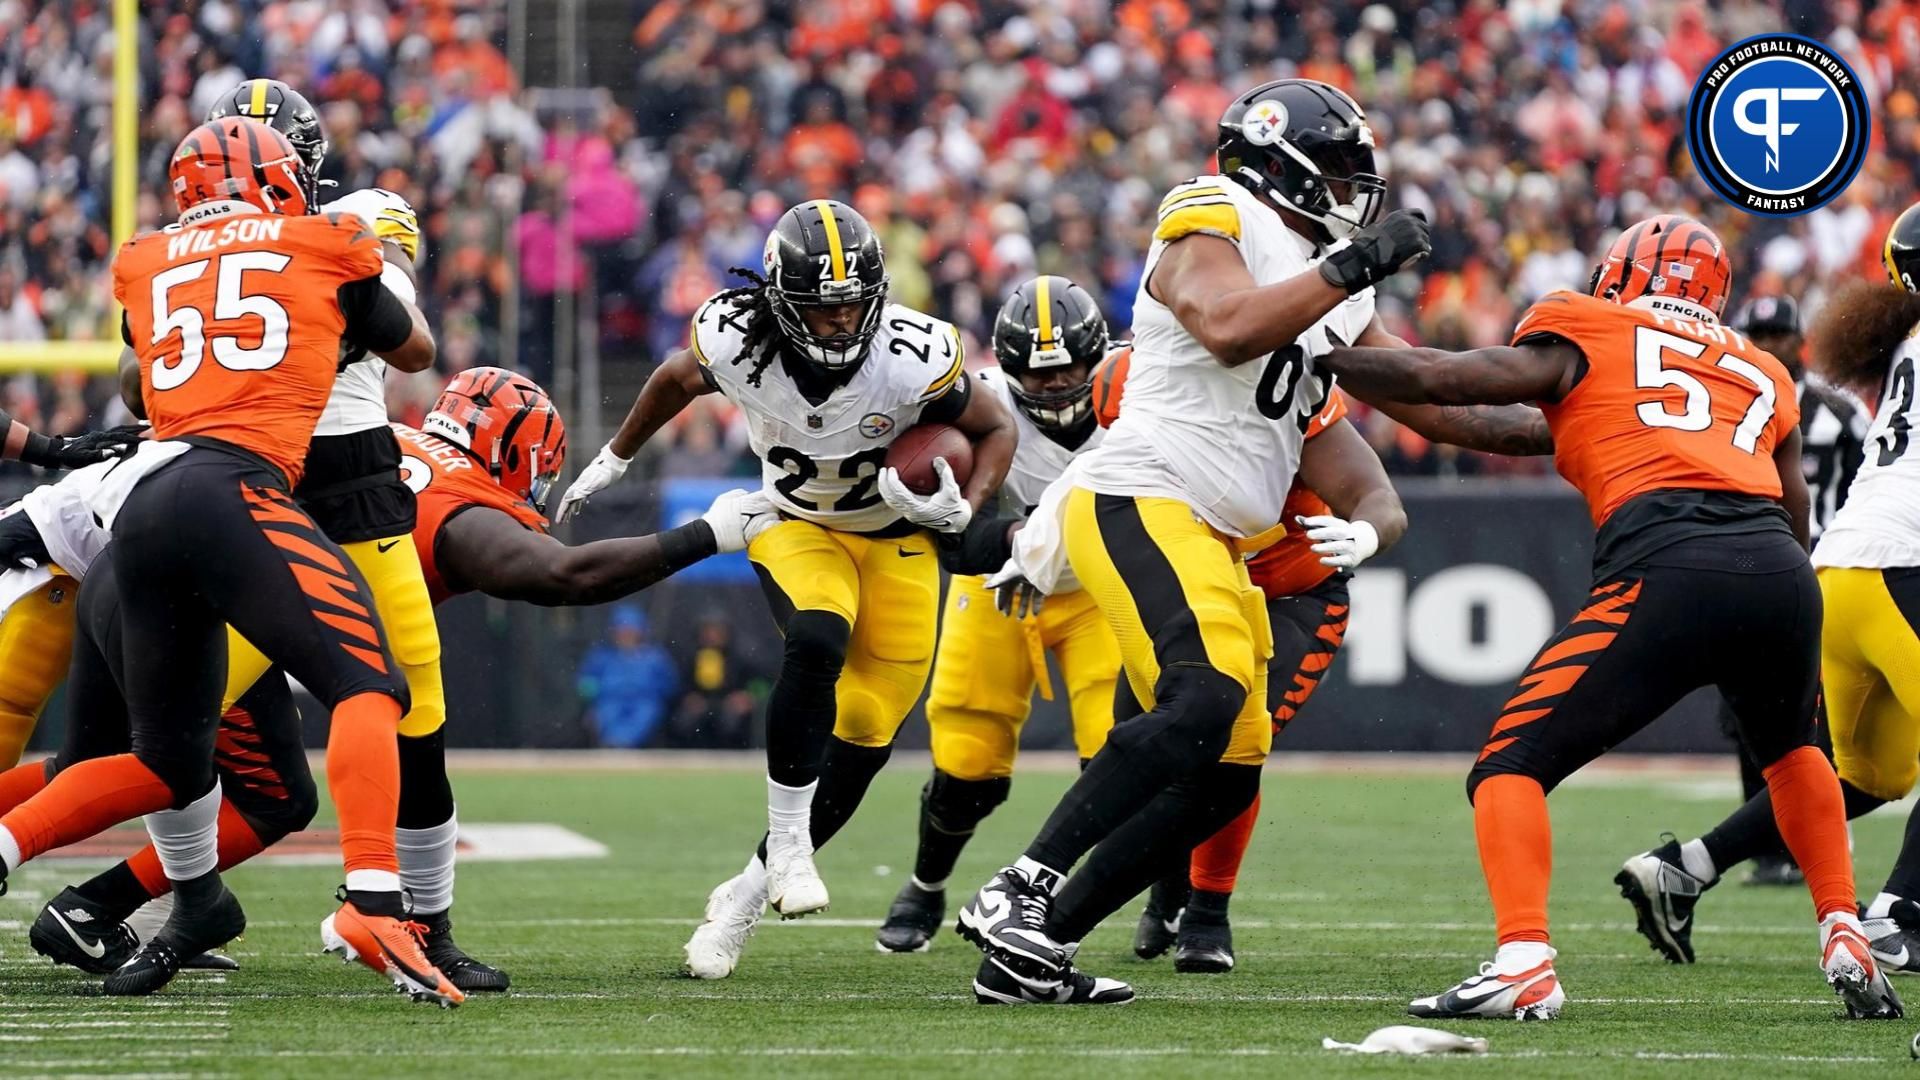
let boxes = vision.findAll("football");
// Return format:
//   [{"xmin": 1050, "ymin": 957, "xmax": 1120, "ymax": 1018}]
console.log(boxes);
[{"xmin": 884, "ymin": 422, "xmax": 973, "ymax": 496}]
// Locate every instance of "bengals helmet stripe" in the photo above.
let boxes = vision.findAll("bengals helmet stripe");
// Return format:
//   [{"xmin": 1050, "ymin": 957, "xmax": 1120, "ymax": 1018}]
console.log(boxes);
[
  {"xmin": 422, "ymin": 367, "xmax": 568, "ymax": 511},
  {"xmin": 1588, "ymin": 213, "xmax": 1731, "ymax": 318},
  {"xmin": 814, "ymin": 198, "xmax": 847, "ymax": 282},
  {"xmin": 169, "ymin": 117, "xmax": 309, "ymax": 217}
]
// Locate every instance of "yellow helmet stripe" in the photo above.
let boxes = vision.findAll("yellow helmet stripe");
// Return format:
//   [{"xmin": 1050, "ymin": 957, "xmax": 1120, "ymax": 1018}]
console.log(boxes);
[
  {"xmin": 248, "ymin": 78, "xmax": 269, "ymax": 117},
  {"xmin": 814, "ymin": 199, "xmax": 847, "ymax": 282},
  {"xmin": 1887, "ymin": 224, "xmax": 1903, "ymax": 289},
  {"xmin": 1035, "ymin": 276, "xmax": 1056, "ymax": 345}
]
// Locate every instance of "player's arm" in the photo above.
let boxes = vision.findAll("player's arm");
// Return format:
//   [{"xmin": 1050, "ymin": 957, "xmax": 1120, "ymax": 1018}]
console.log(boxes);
[
  {"xmin": 554, "ymin": 346, "xmax": 717, "ymax": 524},
  {"xmin": 1294, "ymin": 417, "xmax": 1405, "ymax": 568},
  {"xmin": 929, "ymin": 373, "xmax": 1016, "ymax": 512},
  {"xmin": 1317, "ymin": 336, "xmax": 1583, "ymax": 407},
  {"xmin": 1773, "ymin": 426, "xmax": 1812, "ymax": 551},
  {"xmin": 118, "ymin": 343, "xmax": 145, "ymax": 420},
  {"xmin": 1151, "ymin": 210, "xmax": 1429, "ymax": 367},
  {"xmin": 1346, "ymin": 317, "xmax": 1554, "ymax": 455},
  {"xmin": 338, "ymin": 270, "xmax": 434, "ymax": 373},
  {"xmin": 438, "ymin": 506, "xmax": 720, "ymax": 607}
]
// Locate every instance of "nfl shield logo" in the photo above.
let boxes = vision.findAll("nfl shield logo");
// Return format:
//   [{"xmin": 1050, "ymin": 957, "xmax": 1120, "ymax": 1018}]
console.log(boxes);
[{"xmin": 807, "ymin": 414, "xmax": 823, "ymax": 429}]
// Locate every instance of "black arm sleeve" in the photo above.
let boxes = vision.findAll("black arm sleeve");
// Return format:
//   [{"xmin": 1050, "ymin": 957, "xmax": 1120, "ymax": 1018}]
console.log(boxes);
[
  {"xmin": 918, "ymin": 369, "xmax": 973, "ymax": 426},
  {"xmin": 337, "ymin": 275, "xmax": 414, "ymax": 355},
  {"xmin": 120, "ymin": 311, "xmax": 133, "ymax": 347},
  {"xmin": 936, "ymin": 510, "xmax": 1021, "ymax": 575}
]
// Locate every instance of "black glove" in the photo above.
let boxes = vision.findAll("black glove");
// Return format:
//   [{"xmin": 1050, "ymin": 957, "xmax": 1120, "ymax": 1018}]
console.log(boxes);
[
  {"xmin": 0, "ymin": 509, "xmax": 52, "ymax": 571},
  {"xmin": 1317, "ymin": 209, "xmax": 1431, "ymax": 295},
  {"xmin": 935, "ymin": 513, "xmax": 1023, "ymax": 576},
  {"xmin": 25, "ymin": 426, "xmax": 145, "ymax": 470}
]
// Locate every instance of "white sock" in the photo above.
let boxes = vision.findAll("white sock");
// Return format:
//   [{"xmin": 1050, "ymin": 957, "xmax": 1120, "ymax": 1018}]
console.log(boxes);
[
  {"xmin": 397, "ymin": 808, "xmax": 459, "ymax": 915},
  {"xmin": 1867, "ymin": 891, "xmax": 1902, "ymax": 920},
  {"xmin": 768, "ymin": 777, "xmax": 816, "ymax": 836},
  {"xmin": 144, "ymin": 782, "xmax": 221, "ymax": 881},
  {"xmin": 1012, "ymin": 855, "xmax": 1063, "ymax": 894},
  {"xmin": 344, "ymin": 869, "xmax": 403, "ymax": 894},
  {"xmin": 1679, "ymin": 838, "xmax": 1718, "ymax": 884},
  {"xmin": 911, "ymin": 875, "xmax": 947, "ymax": 893},
  {"xmin": 0, "ymin": 823, "xmax": 20, "ymax": 873},
  {"xmin": 740, "ymin": 853, "xmax": 768, "ymax": 900},
  {"xmin": 1493, "ymin": 940, "xmax": 1555, "ymax": 971}
]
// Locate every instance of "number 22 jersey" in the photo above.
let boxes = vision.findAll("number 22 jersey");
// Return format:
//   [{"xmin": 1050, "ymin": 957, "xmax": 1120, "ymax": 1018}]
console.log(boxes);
[
  {"xmin": 690, "ymin": 295, "xmax": 968, "ymax": 533},
  {"xmin": 1813, "ymin": 330, "xmax": 1920, "ymax": 569}
]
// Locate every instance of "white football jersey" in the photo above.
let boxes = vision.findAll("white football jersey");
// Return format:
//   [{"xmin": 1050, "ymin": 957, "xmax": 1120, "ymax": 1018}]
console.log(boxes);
[
  {"xmin": 313, "ymin": 190, "xmax": 414, "ymax": 436},
  {"xmin": 14, "ymin": 459, "xmax": 114, "ymax": 578},
  {"xmin": 1075, "ymin": 176, "xmax": 1375, "ymax": 538},
  {"xmin": 692, "ymin": 296, "xmax": 966, "ymax": 533},
  {"xmin": 1813, "ymin": 334, "xmax": 1920, "ymax": 569},
  {"xmin": 975, "ymin": 366, "xmax": 1101, "ymax": 511}
]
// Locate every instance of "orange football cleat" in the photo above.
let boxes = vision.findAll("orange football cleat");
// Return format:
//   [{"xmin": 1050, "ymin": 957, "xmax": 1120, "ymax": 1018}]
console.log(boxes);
[{"xmin": 321, "ymin": 899, "xmax": 465, "ymax": 1008}]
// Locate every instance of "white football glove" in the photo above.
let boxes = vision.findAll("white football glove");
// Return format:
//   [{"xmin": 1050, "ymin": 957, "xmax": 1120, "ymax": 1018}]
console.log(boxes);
[
  {"xmin": 553, "ymin": 441, "xmax": 633, "ymax": 524},
  {"xmin": 324, "ymin": 187, "xmax": 422, "ymax": 259},
  {"xmin": 700, "ymin": 488, "xmax": 779, "ymax": 554},
  {"xmin": 1298, "ymin": 514, "xmax": 1380, "ymax": 570},
  {"xmin": 983, "ymin": 557, "xmax": 1046, "ymax": 618},
  {"xmin": 877, "ymin": 458, "xmax": 973, "ymax": 534}
]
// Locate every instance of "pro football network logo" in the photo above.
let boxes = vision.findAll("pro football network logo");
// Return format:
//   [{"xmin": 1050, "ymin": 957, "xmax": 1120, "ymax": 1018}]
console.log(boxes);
[{"xmin": 1686, "ymin": 33, "xmax": 1869, "ymax": 216}]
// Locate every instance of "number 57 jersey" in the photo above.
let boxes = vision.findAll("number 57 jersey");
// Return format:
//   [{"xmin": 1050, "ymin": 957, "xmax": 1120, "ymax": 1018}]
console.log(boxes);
[{"xmin": 691, "ymin": 294, "xmax": 967, "ymax": 533}]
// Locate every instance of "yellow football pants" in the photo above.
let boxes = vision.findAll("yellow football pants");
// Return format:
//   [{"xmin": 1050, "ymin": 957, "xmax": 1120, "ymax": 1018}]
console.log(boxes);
[
  {"xmin": 748, "ymin": 519, "xmax": 940, "ymax": 747},
  {"xmin": 1820, "ymin": 566, "xmax": 1920, "ymax": 801},
  {"xmin": 1063, "ymin": 487, "xmax": 1273, "ymax": 766},
  {"xmin": 0, "ymin": 575, "xmax": 79, "ymax": 767},
  {"xmin": 927, "ymin": 576, "xmax": 1120, "ymax": 780},
  {"xmin": 225, "ymin": 533, "xmax": 445, "ymax": 736}
]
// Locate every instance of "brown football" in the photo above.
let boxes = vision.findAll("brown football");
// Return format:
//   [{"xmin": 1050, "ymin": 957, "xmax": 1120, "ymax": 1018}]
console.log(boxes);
[{"xmin": 884, "ymin": 423, "xmax": 974, "ymax": 496}]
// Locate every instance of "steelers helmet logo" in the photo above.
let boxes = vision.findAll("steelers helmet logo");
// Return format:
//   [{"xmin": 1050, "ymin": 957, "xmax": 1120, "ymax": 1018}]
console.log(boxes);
[
  {"xmin": 1686, "ymin": 33, "xmax": 1869, "ymax": 217},
  {"xmin": 1241, "ymin": 100, "xmax": 1289, "ymax": 147}
]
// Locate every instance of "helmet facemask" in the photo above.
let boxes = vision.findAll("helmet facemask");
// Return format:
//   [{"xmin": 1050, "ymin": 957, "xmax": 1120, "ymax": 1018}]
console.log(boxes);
[
  {"xmin": 1248, "ymin": 137, "xmax": 1386, "ymax": 242},
  {"xmin": 769, "ymin": 282, "xmax": 888, "ymax": 370}
]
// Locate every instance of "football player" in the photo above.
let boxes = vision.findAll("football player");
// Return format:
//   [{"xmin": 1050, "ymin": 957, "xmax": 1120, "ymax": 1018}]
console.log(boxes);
[
  {"xmin": 555, "ymin": 200, "xmax": 1015, "ymax": 976},
  {"xmin": 1316, "ymin": 214, "xmax": 1898, "ymax": 1020},
  {"xmin": 953, "ymin": 79, "xmax": 1428, "ymax": 1004},
  {"xmin": 3, "ymin": 369, "xmax": 771, "ymax": 988},
  {"xmin": 1615, "ymin": 206, "xmax": 1920, "ymax": 977}
]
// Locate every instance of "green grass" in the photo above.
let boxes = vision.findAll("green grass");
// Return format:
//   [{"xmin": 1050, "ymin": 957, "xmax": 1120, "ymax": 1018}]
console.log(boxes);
[{"xmin": 2, "ymin": 759, "xmax": 1915, "ymax": 1078}]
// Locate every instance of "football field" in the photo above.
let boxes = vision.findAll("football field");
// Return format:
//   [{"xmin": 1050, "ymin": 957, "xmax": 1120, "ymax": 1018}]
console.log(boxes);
[{"xmin": 3, "ymin": 756, "xmax": 1913, "ymax": 1078}]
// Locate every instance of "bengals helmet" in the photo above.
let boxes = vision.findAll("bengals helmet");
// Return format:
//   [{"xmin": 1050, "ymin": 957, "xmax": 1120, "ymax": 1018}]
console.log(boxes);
[
  {"xmin": 1217, "ymin": 79, "xmax": 1386, "ymax": 244},
  {"xmin": 991, "ymin": 276, "xmax": 1108, "ymax": 433},
  {"xmin": 1884, "ymin": 203, "xmax": 1920, "ymax": 294},
  {"xmin": 423, "ymin": 368, "xmax": 569, "ymax": 511},
  {"xmin": 207, "ymin": 79, "xmax": 328, "ymax": 206},
  {"xmin": 1587, "ymin": 214, "xmax": 1732, "ymax": 318},
  {"xmin": 762, "ymin": 200, "xmax": 890, "ymax": 370},
  {"xmin": 1090, "ymin": 344, "xmax": 1131, "ymax": 429},
  {"xmin": 168, "ymin": 117, "xmax": 311, "ymax": 217}
]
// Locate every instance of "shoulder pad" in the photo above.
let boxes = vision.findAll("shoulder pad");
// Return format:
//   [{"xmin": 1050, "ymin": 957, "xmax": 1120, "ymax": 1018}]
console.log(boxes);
[
  {"xmin": 689, "ymin": 292, "xmax": 758, "ymax": 373},
  {"xmin": 1155, "ymin": 178, "xmax": 1241, "ymax": 245}
]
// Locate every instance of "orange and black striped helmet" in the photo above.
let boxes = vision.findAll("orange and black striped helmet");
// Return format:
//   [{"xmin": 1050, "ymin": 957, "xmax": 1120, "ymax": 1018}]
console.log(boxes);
[
  {"xmin": 1586, "ymin": 214, "xmax": 1732, "ymax": 318},
  {"xmin": 1090, "ymin": 344, "xmax": 1131, "ymax": 429},
  {"xmin": 167, "ymin": 116, "xmax": 311, "ymax": 217},
  {"xmin": 423, "ymin": 368, "xmax": 570, "ymax": 512}
]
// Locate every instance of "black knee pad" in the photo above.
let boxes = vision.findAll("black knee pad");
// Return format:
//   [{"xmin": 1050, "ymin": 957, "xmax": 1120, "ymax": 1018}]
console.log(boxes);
[
  {"xmin": 397, "ymin": 729, "xmax": 455, "ymax": 829},
  {"xmin": 225, "ymin": 761, "xmax": 319, "ymax": 844},
  {"xmin": 1103, "ymin": 664, "xmax": 1245, "ymax": 776},
  {"xmin": 783, "ymin": 610, "xmax": 850, "ymax": 683},
  {"xmin": 923, "ymin": 769, "xmax": 1011, "ymax": 834}
]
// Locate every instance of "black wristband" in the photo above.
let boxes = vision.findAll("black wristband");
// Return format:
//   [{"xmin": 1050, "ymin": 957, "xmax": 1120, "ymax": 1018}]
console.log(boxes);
[
  {"xmin": 18, "ymin": 430, "xmax": 55, "ymax": 468},
  {"xmin": 658, "ymin": 519, "xmax": 718, "ymax": 570},
  {"xmin": 937, "ymin": 512, "xmax": 1021, "ymax": 575}
]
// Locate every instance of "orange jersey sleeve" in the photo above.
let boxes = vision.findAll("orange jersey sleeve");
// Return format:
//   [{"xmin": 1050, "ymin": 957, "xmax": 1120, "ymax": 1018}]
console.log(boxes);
[
  {"xmin": 1246, "ymin": 389, "xmax": 1348, "ymax": 598},
  {"xmin": 1516, "ymin": 290, "xmax": 1800, "ymax": 526},
  {"xmin": 114, "ymin": 211, "xmax": 385, "ymax": 485},
  {"xmin": 395, "ymin": 425, "xmax": 550, "ymax": 604}
]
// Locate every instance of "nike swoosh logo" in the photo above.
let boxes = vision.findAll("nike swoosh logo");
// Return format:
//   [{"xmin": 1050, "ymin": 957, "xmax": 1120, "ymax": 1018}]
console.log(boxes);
[
  {"xmin": 897, "ymin": 549, "xmax": 924, "ymax": 558},
  {"xmin": 50, "ymin": 909, "xmax": 106, "ymax": 959},
  {"xmin": 1880, "ymin": 944, "xmax": 1911, "ymax": 968},
  {"xmin": 1452, "ymin": 976, "xmax": 1518, "ymax": 1002},
  {"xmin": 376, "ymin": 540, "xmax": 402, "ymax": 553}
]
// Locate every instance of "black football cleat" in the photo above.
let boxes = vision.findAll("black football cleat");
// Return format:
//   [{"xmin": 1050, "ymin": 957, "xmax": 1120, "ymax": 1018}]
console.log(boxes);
[
  {"xmin": 103, "ymin": 884, "xmax": 245, "ymax": 997},
  {"xmin": 30, "ymin": 887, "xmax": 140, "ymax": 975},
  {"xmin": 1132, "ymin": 877, "xmax": 1188, "ymax": 960},
  {"xmin": 876, "ymin": 879, "xmax": 945, "ymax": 954},
  {"xmin": 955, "ymin": 867, "xmax": 1066, "ymax": 980},
  {"xmin": 973, "ymin": 949, "xmax": 1133, "ymax": 1005},
  {"xmin": 1616, "ymin": 834, "xmax": 1709, "ymax": 964},
  {"xmin": 420, "ymin": 909, "xmax": 509, "ymax": 993},
  {"xmin": 1173, "ymin": 910, "xmax": 1235, "ymax": 973}
]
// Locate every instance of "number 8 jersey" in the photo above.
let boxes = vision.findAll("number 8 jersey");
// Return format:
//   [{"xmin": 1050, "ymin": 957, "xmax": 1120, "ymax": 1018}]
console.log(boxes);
[
  {"xmin": 1075, "ymin": 175, "xmax": 1376, "ymax": 539},
  {"xmin": 690, "ymin": 294, "xmax": 968, "ymax": 533},
  {"xmin": 1814, "ymin": 331, "xmax": 1920, "ymax": 569}
]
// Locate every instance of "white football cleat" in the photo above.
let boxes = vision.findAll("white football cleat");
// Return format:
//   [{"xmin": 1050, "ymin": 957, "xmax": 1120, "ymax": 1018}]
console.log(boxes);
[
  {"xmin": 683, "ymin": 872, "xmax": 766, "ymax": 980},
  {"xmin": 764, "ymin": 826, "xmax": 829, "ymax": 918},
  {"xmin": 1822, "ymin": 911, "xmax": 1903, "ymax": 1018},
  {"xmin": 1408, "ymin": 949, "xmax": 1565, "ymax": 1021}
]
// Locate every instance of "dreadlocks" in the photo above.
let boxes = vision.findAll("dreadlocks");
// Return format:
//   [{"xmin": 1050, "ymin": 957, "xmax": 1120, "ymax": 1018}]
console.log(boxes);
[
  {"xmin": 715, "ymin": 267, "xmax": 783, "ymax": 388},
  {"xmin": 1810, "ymin": 279, "xmax": 1920, "ymax": 399}
]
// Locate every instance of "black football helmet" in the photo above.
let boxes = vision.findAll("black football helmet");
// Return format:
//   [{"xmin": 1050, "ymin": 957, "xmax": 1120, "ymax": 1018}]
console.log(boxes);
[
  {"xmin": 206, "ymin": 79, "xmax": 328, "ymax": 207},
  {"xmin": 1217, "ymin": 79, "xmax": 1385, "ymax": 245},
  {"xmin": 763, "ymin": 200, "xmax": 889, "ymax": 370},
  {"xmin": 992, "ymin": 276, "xmax": 1107, "ymax": 432},
  {"xmin": 1886, "ymin": 203, "xmax": 1920, "ymax": 294}
]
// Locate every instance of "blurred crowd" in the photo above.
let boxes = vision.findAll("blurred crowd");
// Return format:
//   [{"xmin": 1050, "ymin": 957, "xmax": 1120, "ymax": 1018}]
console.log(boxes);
[{"xmin": 1, "ymin": 0, "xmax": 1916, "ymax": 484}]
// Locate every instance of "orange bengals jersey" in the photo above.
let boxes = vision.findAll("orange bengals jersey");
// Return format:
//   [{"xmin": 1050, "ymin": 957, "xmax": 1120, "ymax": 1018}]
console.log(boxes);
[
  {"xmin": 113, "ymin": 210, "xmax": 384, "ymax": 486},
  {"xmin": 1515, "ymin": 290, "xmax": 1800, "ymax": 527},
  {"xmin": 393, "ymin": 424, "xmax": 550, "ymax": 604},
  {"xmin": 1093, "ymin": 344, "xmax": 1344, "ymax": 598}
]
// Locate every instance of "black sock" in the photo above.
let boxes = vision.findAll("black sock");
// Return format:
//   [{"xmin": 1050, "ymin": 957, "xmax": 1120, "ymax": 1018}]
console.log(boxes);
[
  {"xmin": 1047, "ymin": 762, "xmax": 1261, "ymax": 944},
  {"xmin": 1704, "ymin": 776, "xmax": 1884, "ymax": 875},
  {"xmin": 345, "ymin": 889, "xmax": 405, "ymax": 917},
  {"xmin": 397, "ymin": 729, "xmax": 454, "ymax": 830},
  {"xmin": 763, "ymin": 613, "xmax": 849, "ymax": 788},
  {"xmin": 76, "ymin": 862, "xmax": 157, "ymax": 920},
  {"xmin": 1883, "ymin": 800, "xmax": 1920, "ymax": 900},
  {"xmin": 756, "ymin": 737, "xmax": 892, "ymax": 862},
  {"xmin": 1187, "ymin": 887, "xmax": 1231, "ymax": 923},
  {"xmin": 911, "ymin": 770, "xmax": 1011, "ymax": 887},
  {"xmin": 171, "ymin": 869, "xmax": 223, "ymax": 912}
]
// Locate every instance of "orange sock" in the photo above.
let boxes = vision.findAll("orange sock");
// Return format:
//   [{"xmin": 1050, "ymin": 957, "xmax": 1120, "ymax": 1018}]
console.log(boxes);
[
  {"xmin": 0, "ymin": 758, "xmax": 51, "ymax": 814},
  {"xmin": 126, "ymin": 797, "xmax": 272, "ymax": 898},
  {"xmin": 326, "ymin": 691, "xmax": 402, "ymax": 877},
  {"xmin": 1764, "ymin": 745, "xmax": 1856, "ymax": 921},
  {"xmin": 1191, "ymin": 793, "xmax": 1260, "ymax": 894},
  {"xmin": 1474, "ymin": 773, "xmax": 1553, "ymax": 946},
  {"xmin": 0, "ymin": 754, "xmax": 171, "ymax": 866}
]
